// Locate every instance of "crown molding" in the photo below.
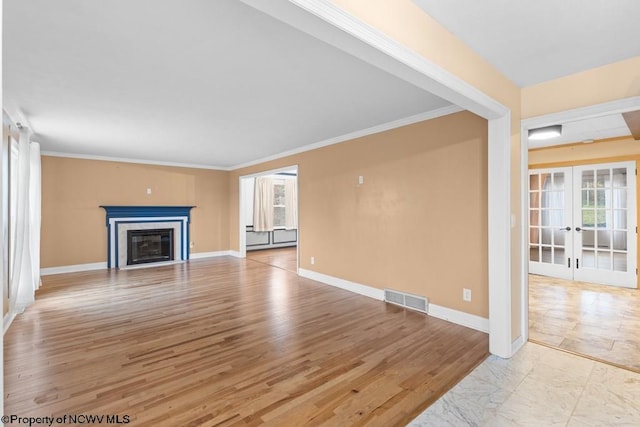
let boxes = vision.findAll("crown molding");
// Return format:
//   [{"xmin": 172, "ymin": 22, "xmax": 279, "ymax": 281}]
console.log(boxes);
[
  {"xmin": 41, "ymin": 106, "xmax": 463, "ymax": 171},
  {"xmin": 40, "ymin": 151, "xmax": 230, "ymax": 171},
  {"xmin": 230, "ymin": 105, "xmax": 463, "ymax": 170}
]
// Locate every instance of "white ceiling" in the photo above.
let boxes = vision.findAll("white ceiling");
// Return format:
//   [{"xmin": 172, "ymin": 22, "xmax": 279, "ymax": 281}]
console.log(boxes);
[
  {"xmin": 7, "ymin": 1, "xmax": 639, "ymax": 167},
  {"xmin": 413, "ymin": 0, "xmax": 638, "ymax": 147},
  {"xmin": 413, "ymin": 0, "xmax": 640, "ymax": 87},
  {"xmin": 4, "ymin": 0, "xmax": 451, "ymax": 169},
  {"xmin": 528, "ymin": 113, "xmax": 632, "ymax": 150}
]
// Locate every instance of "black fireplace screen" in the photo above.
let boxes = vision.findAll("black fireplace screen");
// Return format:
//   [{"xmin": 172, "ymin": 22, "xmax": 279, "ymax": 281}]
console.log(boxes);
[{"xmin": 127, "ymin": 228, "xmax": 174, "ymax": 265}]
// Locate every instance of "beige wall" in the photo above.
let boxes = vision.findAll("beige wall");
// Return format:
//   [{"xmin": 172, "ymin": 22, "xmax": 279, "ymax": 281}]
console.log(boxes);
[
  {"xmin": 529, "ymin": 137, "xmax": 640, "ymax": 166},
  {"xmin": 230, "ymin": 111, "xmax": 489, "ymax": 318},
  {"xmin": 41, "ymin": 157, "xmax": 229, "ymax": 268},
  {"xmin": 327, "ymin": 0, "xmax": 521, "ymax": 338},
  {"xmin": 522, "ymin": 56, "xmax": 640, "ymax": 119}
]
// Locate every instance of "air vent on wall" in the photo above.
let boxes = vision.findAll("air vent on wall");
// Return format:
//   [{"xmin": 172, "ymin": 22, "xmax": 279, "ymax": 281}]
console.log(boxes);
[{"xmin": 384, "ymin": 289, "xmax": 428, "ymax": 313}]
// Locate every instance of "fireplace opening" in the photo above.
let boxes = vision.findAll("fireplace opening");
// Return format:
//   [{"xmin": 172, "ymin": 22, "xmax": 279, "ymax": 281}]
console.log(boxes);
[{"xmin": 127, "ymin": 228, "xmax": 174, "ymax": 265}]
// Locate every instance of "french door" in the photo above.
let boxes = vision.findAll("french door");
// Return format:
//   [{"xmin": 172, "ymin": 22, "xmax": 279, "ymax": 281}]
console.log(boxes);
[{"xmin": 529, "ymin": 161, "xmax": 637, "ymax": 288}]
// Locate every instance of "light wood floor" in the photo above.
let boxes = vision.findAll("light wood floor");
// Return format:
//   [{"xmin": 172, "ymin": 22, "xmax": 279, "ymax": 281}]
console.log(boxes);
[
  {"xmin": 529, "ymin": 274, "xmax": 640, "ymax": 373},
  {"xmin": 5, "ymin": 257, "xmax": 488, "ymax": 426},
  {"xmin": 247, "ymin": 247, "xmax": 297, "ymax": 273}
]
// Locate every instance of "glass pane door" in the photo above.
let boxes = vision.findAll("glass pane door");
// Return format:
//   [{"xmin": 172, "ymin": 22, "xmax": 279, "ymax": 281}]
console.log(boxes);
[
  {"xmin": 529, "ymin": 168, "xmax": 573, "ymax": 280},
  {"xmin": 573, "ymin": 162, "xmax": 637, "ymax": 288}
]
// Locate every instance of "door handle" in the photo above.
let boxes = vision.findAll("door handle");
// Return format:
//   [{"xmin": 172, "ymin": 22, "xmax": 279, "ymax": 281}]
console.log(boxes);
[
  {"xmin": 563, "ymin": 226, "xmax": 571, "ymax": 231},
  {"xmin": 575, "ymin": 227, "xmax": 582, "ymax": 232}
]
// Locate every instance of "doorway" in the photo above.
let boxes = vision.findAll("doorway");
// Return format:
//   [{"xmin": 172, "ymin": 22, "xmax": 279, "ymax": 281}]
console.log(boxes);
[
  {"xmin": 523, "ymin": 98, "xmax": 640, "ymax": 372},
  {"xmin": 529, "ymin": 161, "xmax": 637, "ymax": 288},
  {"xmin": 239, "ymin": 166, "xmax": 299, "ymax": 273},
  {"xmin": 246, "ymin": 247, "xmax": 297, "ymax": 273}
]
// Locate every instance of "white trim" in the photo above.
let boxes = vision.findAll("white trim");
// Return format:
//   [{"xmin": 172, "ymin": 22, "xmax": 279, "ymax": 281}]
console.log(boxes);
[
  {"xmin": 511, "ymin": 335, "xmax": 526, "ymax": 354},
  {"xmin": 240, "ymin": 0, "xmax": 513, "ymax": 357},
  {"xmin": 41, "ymin": 106, "xmax": 465, "ymax": 172},
  {"xmin": 190, "ymin": 250, "xmax": 238, "ymax": 259},
  {"xmin": 1, "ymin": 5, "xmax": 5, "ymax": 416},
  {"xmin": 239, "ymin": 176, "xmax": 248, "ymax": 257},
  {"xmin": 107, "ymin": 215, "xmax": 189, "ymax": 268},
  {"xmin": 246, "ymin": 242, "xmax": 297, "ymax": 251},
  {"xmin": 427, "ymin": 304, "xmax": 489, "ymax": 334},
  {"xmin": 41, "ymin": 262, "xmax": 107, "ymax": 276},
  {"xmin": 520, "ymin": 117, "xmax": 530, "ymax": 346},
  {"xmin": 299, "ymin": 268, "xmax": 489, "ymax": 332},
  {"xmin": 239, "ymin": 165, "xmax": 299, "ymax": 258},
  {"xmin": 3, "ymin": 312, "xmax": 16, "ymax": 335},
  {"xmin": 239, "ymin": 165, "xmax": 300, "ymax": 180},
  {"xmin": 488, "ymin": 114, "xmax": 513, "ymax": 357},
  {"xmin": 40, "ymin": 250, "xmax": 244, "ymax": 274},
  {"xmin": 520, "ymin": 96, "xmax": 640, "ymax": 348},
  {"xmin": 523, "ymin": 96, "xmax": 640, "ymax": 135},
  {"xmin": 232, "ymin": 106, "xmax": 463, "ymax": 169},
  {"xmin": 118, "ymin": 260, "xmax": 183, "ymax": 270},
  {"xmin": 242, "ymin": 0, "xmax": 508, "ymax": 119},
  {"xmin": 298, "ymin": 268, "xmax": 384, "ymax": 300},
  {"xmin": 40, "ymin": 150, "xmax": 228, "ymax": 171}
]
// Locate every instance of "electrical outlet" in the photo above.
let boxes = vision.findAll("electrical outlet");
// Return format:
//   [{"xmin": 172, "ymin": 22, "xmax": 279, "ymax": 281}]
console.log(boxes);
[
  {"xmin": 146, "ymin": 188, "xmax": 152, "ymax": 195},
  {"xmin": 463, "ymin": 288, "xmax": 472, "ymax": 302},
  {"xmin": 358, "ymin": 175, "xmax": 364, "ymax": 185},
  {"xmin": 190, "ymin": 241, "xmax": 194, "ymax": 249},
  {"xmin": 310, "ymin": 256, "xmax": 315, "ymax": 265}
]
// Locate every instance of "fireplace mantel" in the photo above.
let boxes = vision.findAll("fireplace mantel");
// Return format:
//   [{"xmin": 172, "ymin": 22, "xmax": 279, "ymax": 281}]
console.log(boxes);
[{"xmin": 100, "ymin": 206, "xmax": 195, "ymax": 268}]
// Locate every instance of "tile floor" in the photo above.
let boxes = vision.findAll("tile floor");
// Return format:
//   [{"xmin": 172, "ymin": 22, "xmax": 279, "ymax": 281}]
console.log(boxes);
[
  {"xmin": 528, "ymin": 274, "xmax": 640, "ymax": 372},
  {"xmin": 409, "ymin": 342, "xmax": 640, "ymax": 426}
]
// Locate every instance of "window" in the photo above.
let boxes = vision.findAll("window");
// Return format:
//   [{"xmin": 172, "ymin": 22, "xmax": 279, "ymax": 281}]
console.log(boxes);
[
  {"xmin": 252, "ymin": 175, "xmax": 297, "ymax": 232},
  {"xmin": 273, "ymin": 180, "xmax": 286, "ymax": 228}
]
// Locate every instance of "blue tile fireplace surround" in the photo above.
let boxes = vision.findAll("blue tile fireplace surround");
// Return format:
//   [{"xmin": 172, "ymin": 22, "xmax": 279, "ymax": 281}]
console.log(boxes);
[{"xmin": 100, "ymin": 206, "xmax": 195, "ymax": 268}]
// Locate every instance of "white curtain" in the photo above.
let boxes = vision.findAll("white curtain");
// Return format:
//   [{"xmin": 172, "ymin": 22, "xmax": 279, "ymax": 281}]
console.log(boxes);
[
  {"xmin": 253, "ymin": 177, "xmax": 274, "ymax": 232},
  {"xmin": 284, "ymin": 179, "xmax": 298, "ymax": 230},
  {"xmin": 539, "ymin": 174, "xmax": 564, "ymax": 247},
  {"xmin": 241, "ymin": 177, "xmax": 255, "ymax": 226},
  {"xmin": 9, "ymin": 128, "xmax": 41, "ymax": 314},
  {"xmin": 30, "ymin": 142, "xmax": 42, "ymax": 292}
]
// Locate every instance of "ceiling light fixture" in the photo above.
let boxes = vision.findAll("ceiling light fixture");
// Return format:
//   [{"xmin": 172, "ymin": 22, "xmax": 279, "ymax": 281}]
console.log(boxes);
[{"xmin": 528, "ymin": 124, "xmax": 562, "ymax": 140}]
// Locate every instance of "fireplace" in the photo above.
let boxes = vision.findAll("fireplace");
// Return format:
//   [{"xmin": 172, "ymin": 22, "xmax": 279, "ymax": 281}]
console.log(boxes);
[
  {"xmin": 127, "ymin": 228, "xmax": 174, "ymax": 265},
  {"xmin": 101, "ymin": 205, "xmax": 195, "ymax": 268}
]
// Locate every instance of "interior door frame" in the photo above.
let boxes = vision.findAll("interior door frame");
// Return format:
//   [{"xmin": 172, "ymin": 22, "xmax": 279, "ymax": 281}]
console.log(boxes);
[
  {"xmin": 520, "ymin": 96, "xmax": 640, "ymax": 344},
  {"xmin": 238, "ymin": 164, "xmax": 299, "ymax": 273}
]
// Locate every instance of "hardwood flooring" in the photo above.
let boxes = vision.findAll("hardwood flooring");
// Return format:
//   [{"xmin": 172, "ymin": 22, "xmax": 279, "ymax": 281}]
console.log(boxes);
[
  {"xmin": 529, "ymin": 274, "xmax": 640, "ymax": 373},
  {"xmin": 5, "ymin": 257, "xmax": 488, "ymax": 426},
  {"xmin": 247, "ymin": 247, "xmax": 297, "ymax": 273}
]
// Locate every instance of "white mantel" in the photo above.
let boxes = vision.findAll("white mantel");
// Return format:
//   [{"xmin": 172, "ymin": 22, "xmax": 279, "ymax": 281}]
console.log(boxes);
[{"xmin": 100, "ymin": 206, "xmax": 195, "ymax": 268}]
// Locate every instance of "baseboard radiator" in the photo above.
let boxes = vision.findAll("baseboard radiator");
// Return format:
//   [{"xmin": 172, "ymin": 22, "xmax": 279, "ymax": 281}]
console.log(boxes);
[{"xmin": 384, "ymin": 288, "xmax": 429, "ymax": 313}]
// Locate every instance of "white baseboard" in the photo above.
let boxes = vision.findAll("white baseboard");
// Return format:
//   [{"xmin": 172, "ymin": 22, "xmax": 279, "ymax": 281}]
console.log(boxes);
[
  {"xmin": 3, "ymin": 311, "xmax": 16, "ymax": 335},
  {"xmin": 190, "ymin": 250, "xmax": 238, "ymax": 259},
  {"xmin": 41, "ymin": 262, "xmax": 107, "ymax": 276},
  {"xmin": 227, "ymin": 250, "xmax": 243, "ymax": 258},
  {"xmin": 511, "ymin": 335, "xmax": 526, "ymax": 355},
  {"xmin": 299, "ymin": 268, "xmax": 489, "ymax": 333},
  {"xmin": 428, "ymin": 304, "xmax": 489, "ymax": 333},
  {"xmin": 298, "ymin": 268, "xmax": 384, "ymax": 301},
  {"xmin": 40, "ymin": 251, "xmax": 241, "ymax": 275}
]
